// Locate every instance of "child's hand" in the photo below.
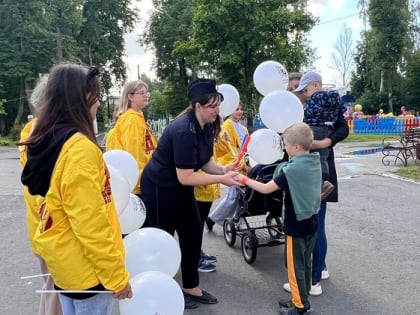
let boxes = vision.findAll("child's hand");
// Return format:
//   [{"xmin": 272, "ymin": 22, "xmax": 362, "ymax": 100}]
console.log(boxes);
[{"xmin": 234, "ymin": 173, "xmax": 244, "ymax": 183}]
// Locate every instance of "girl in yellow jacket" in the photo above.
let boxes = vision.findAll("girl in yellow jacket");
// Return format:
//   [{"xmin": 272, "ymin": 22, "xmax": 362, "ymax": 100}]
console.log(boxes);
[
  {"xmin": 113, "ymin": 80, "xmax": 158, "ymax": 195},
  {"xmin": 216, "ymin": 102, "xmax": 249, "ymax": 170},
  {"xmin": 20, "ymin": 64, "xmax": 132, "ymax": 314}
]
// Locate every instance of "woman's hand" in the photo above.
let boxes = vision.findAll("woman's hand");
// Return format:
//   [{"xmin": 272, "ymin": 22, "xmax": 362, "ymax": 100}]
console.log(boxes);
[
  {"xmin": 311, "ymin": 138, "xmax": 333, "ymax": 150},
  {"xmin": 113, "ymin": 282, "xmax": 133, "ymax": 299},
  {"xmin": 221, "ymin": 171, "xmax": 243, "ymax": 186},
  {"xmin": 225, "ymin": 162, "xmax": 241, "ymax": 173}
]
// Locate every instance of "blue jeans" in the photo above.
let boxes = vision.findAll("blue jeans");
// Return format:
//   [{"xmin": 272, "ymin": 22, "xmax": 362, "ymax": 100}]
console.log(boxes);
[
  {"xmin": 58, "ymin": 293, "xmax": 114, "ymax": 315},
  {"xmin": 312, "ymin": 202, "xmax": 327, "ymax": 284}
]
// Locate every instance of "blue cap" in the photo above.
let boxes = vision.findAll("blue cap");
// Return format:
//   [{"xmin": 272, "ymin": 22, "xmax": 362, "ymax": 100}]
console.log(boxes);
[
  {"xmin": 294, "ymin": 72, "xmax": 322, "ymax": 92},
  {"xmin": 187, "ymin": 78, "xmax": 218, "ymax": 101}
]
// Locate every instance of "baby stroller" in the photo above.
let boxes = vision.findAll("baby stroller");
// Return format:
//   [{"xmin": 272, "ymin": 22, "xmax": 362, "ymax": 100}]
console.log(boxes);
[{"xmin": 223, "ymin": 161, "xmax": 285, "ymax": 264}]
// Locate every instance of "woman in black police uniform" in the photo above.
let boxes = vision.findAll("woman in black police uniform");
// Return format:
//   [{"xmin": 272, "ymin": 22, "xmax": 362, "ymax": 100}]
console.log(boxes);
[{"xmin": 140, "ymin": 79, "xmax": 242, "ymax": 309}]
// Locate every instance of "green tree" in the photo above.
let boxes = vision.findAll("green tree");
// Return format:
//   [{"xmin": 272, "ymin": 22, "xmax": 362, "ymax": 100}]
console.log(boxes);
[
  {"xmin": 144, "ymin": 0, "xmax": 316, "ymax": 118},
  {"xmin": 0, "ymin": 0, "xmax": 57, "ymax": 133},
  {"xmin": 403, "ymin": 50, "xmax": 420, "ymax": 113},
  {"xmin": 368, "ymin": 0, "xmax": 410, "ymax": 112},
  {"xmin": 178, "ymin": 0, "xmax": 316, "ymax": 111},
  {"xmin": 142, "ymin": 0, "xmax": 195, "ymax": 116}
]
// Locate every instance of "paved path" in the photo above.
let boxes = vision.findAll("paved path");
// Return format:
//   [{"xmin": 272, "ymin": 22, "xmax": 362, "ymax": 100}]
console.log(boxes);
[{"xmin": 1, "ymin": 143, "xmax": 419, "ymax": 315}]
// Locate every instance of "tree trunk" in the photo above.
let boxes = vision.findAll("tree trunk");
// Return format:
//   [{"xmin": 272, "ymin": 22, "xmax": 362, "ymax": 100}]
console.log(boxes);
[
  {"xmin": 57, "ymin": 26, "xmax": 63, "ymax": 61},
  {"xmin": 14, "ymin": 77, "xmax": 25, "ymax": 125},
  {"xmin": 387, "ymin": 70, "xmax": 393, "ymax": 113}
]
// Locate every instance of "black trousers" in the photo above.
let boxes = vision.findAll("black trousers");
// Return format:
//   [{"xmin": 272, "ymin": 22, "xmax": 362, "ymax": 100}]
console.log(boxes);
[
  {"xmin": 196, "ymin": 201, "xmax": 212, "ymax": 231},
  {"xmin": 140, "ymin": 174, "xmax": 202, "ymax": 289}
]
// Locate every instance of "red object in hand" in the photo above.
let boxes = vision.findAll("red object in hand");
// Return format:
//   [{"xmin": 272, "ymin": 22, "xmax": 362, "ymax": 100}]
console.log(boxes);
[{"xmin": 233, "ymin": 136, "xmax": 251, "ymax": 169}]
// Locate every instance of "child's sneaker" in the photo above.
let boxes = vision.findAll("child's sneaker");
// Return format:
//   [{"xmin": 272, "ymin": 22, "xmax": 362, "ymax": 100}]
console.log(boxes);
[
  {"xmin": 321, "ymin": 180, "xmax": 335, "ymax": 200},
  {"xmin": 200, "ymin": 252, "xmax": 217, "ymax": 263},
  {"xmin": 321, "ymin": 268, "xmax": 330, "ymax": 280},
  {"xmin": 198, "ymin": 256, "xmax": 216, "ymax": 272},
  {"xmin": 283, "ymin": 282, "xmax": 322, "ymax": 296},
  {"xmin": 279, "ymin": 306, "xmax": 309, "ymax": 315}
]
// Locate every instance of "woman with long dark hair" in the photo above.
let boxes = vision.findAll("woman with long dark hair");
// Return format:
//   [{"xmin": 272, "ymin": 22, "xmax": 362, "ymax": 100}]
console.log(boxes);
[{"xmin": 21, "ymin": 63, "xmax": 132, "ymax": 315}]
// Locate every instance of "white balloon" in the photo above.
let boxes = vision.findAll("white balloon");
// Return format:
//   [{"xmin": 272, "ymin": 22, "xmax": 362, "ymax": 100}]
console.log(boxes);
[
  {"xmin": 259, "ymin": 90, "xmax": 304, "ymax": 133},
  {"xmin": 218, "ymin": 84, "xmax": 240, "ymax": 117},
  {"xmin": 103, "ymin": 150, "xmax": 139, "ymax": 191},
  {"xmin": 107, "ymin": 165, "xmax": 130, "ymax": 214},
  {"xmin": 119, "ymin": 271, "xmax": 184, "ymax": 315},
  {"xmin": 123, "ymin": 227, "xmax": 181, "ymax": 278},
  {"xmin": 253, "ymin": 60, "xmax": 289, "ymax": 96},
  {"xmin": 119, "ymin": 194, "xmax": 146, "ymax": 234},
  {"xmin": 247, "ymin": 129, "xmax": 284, "ymax": 165}
]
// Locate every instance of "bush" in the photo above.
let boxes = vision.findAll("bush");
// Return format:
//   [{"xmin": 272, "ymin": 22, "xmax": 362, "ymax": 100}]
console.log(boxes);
[
  {"xmin": 357, "ymin": 90, "xmax": 388, "ymax": 115},
  {"xmin": 9, "ymin": 124, "xmax": 22, "ymax": 141}
]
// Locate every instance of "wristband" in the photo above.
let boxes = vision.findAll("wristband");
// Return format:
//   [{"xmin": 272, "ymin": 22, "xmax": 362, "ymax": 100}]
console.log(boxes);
[{"xmin": 241, "ymin": 176, "xmax": 249, "ymax": 185}]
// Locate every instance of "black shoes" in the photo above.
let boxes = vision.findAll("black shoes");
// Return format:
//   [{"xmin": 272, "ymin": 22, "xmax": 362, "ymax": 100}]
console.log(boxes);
[
  {"xmin": 184, "ymin": 296, "xmax": 198, "ymax": 309},
  {"xmin": 183, "ymin": 290, "xmax": 218, "ymax": 307}
]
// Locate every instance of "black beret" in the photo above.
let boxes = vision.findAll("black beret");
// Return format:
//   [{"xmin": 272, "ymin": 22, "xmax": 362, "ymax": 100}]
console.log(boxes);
[{"xmin": 187, "ymin": 78, "xmax": 218, "ymax": 101}]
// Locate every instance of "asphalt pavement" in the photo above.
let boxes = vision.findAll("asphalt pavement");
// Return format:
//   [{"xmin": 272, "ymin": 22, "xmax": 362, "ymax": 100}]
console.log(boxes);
[{"xmin": 1, "ymin": 142, "xmax": 419, "ymax": 315}]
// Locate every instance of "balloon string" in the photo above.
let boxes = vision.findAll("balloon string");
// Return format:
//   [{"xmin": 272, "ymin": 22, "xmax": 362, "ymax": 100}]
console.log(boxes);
[
  {"xmin": 21, "ymin": 273, "xmax": 51, "ymax": 279},
  {"xmin": 36, "ymin": 290, "xmax": 113, "ymax": 294}
]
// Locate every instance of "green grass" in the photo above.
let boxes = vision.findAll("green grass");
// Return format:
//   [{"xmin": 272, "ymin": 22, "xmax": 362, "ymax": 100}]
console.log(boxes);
[
  {"xmin": 0, "ymin": 136, "xmax": 12, "ymax": 146},
  {"xmin": 394, "ymin": 165, "xmax": 420, "ymax": 181},
  {"xmin": 344, "ymin": 134, "xmax": 387, "ymax": 143}
]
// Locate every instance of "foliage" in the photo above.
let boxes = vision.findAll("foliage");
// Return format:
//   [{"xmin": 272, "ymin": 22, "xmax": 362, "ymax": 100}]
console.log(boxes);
[
  {"xmin": 142, "ymin": 0, "xmax": 195, "ymax": 116},
  {"xmin": 0, "ymin": 136, "xmax": 12, "ymax": 146},
  {"xmin": 144, "ymin": 0, "xmax": 316, "ymax": 117},
  {"xmin": 366, "ymin": 0, "xmax": 410, "ymax": 112},
  {"xmin": 0, "ymin": 0, "xmax": 139, "ymax": 135},
  {"xmin": 352, "ymin": 1, "xmax": 418, "ymax": 115},
  {"xmin": 402, "ymin": 50, "xmax": 420, "ymax": 112}
]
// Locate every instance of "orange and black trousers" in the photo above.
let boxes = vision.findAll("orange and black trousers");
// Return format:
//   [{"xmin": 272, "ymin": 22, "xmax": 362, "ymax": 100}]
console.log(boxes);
[{"xmin": 285, "ymin": 233, "xmax": 317, "ymax": 312}]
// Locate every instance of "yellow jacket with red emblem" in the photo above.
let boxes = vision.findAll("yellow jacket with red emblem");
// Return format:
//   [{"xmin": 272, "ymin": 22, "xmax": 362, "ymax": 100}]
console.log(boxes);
[
  {"xmin": 113, "ymin": 109, "xmax": 157, "ymax": 194},
  {"xmin": 32, "ymin": 133, "xmax": 130, "ymax": 292}
]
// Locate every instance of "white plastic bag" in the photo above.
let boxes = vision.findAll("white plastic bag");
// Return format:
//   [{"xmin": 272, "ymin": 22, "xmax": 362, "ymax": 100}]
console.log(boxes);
[{"xmin": 209, "ymin": 186, "xmax": 239, "ymax": 225}]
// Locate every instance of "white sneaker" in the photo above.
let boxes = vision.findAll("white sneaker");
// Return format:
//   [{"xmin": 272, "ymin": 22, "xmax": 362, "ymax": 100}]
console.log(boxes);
[
  {"xmin": 283, "ymin": 282, "xmax": 322, "ymax": 296},
  {"xmin": 321, "ymin": 269, "xmax": 330, "ymax": 280},
  {"xmin": 283, "ymin": 282, "xmax": 291, "ymax": 293},
  {"xmin": 309, "ymin": 283, "xmax": 322, "ymax": 296}
]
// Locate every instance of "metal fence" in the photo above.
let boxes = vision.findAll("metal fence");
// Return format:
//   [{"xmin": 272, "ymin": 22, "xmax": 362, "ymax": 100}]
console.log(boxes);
[{"xmin": 348, "ymin": 116, "xmax": 420, "ymax": 135}]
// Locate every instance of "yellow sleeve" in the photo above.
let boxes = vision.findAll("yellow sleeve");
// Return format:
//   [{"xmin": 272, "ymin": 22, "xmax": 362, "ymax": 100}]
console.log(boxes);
[
  {"xmin": 61, "ymin": 140, "xmax": 129, "ymax": 292},
  {"xmin": 105, "ymin": 128, "xmax": 116, "ymax": 151},
  {"xmin": 114, "ymin": 111, "xmax": 157, "ymax": 194}
]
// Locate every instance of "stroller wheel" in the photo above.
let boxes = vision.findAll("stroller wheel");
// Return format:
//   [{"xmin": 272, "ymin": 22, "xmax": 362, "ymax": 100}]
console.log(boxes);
[
  {"xmin": 266, "ymin": 214, "xmax": 283, "ymax": 240},
  {"xmin": 241, "ymin": 231, "xmax": 258, "ymax": 264},
  {"xmin": 223, "ymin": 219, "xmax": 236, "ymax": 247}
]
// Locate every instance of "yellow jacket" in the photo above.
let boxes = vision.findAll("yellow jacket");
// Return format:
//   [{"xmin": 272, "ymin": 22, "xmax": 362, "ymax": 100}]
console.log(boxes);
[
  {"xmin": 19, "ymin": 119, "xmax": 36, "ymax": 164},
  {"xmin": 194, "ymin": 170, "xmax": 221, "ymax": 202},
  {"xmin": 215, "ymin": 119, "xmax": 248, "ymax": 165},
  {"xmin": 105, "ymin": 127, "xmax": 116, "ymax": 151},
  {"xmin": 113, "ymin": 109, "xmax": 157, "ymax": 194},
  {"xmin": 19, "ymin": 118, "xmax": 41, "ymax": 254},
  {"xmin": 33, "ymin": 133, "xmax": 129, "ymax": 292}
]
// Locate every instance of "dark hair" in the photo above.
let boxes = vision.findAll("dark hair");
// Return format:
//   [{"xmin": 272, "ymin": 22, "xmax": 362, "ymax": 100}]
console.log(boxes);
[
  {"xmin": 23, "ymin": 63, "xmax": 100, "ymax": 145},
  {"xmin": 190, "ymin": 92, "xmax": 224, "ymax": 109},
  {"xmin": 176, "ymin": 92, "xmax": 224, "ymax": 119}
]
